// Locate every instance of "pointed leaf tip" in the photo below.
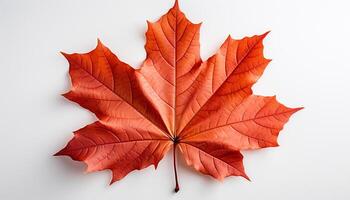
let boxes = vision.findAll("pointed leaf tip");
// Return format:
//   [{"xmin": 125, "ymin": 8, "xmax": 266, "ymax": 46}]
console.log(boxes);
[
  {"xmin": 293, "ymin": 107, "xmax": 304, "ymax": 113},
  {"xmin": 173, "ymin": 0, "xmax": 179, "ymax": 9},
  {"xmin": 243, "ymin": 173, "xmax": 251, "ymax": 181},
  {"xmin": 262, "ymin": 31, "xmax": 271, "ymax": 38},
  {"xmin": 97, "ymin": 38, "xmax": 103, "ymax": 47},
  {"xmin": 60, "ymin": 51, "xmax": 69, "ymax": 58},
  {"xmin": 53, "ymin": 149, "xmax": 64, "ymax": 156}
]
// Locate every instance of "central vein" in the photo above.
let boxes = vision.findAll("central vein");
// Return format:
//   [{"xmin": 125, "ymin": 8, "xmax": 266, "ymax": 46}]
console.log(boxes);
[{"xmin": 173, "ymin": 7, "xmax": 178, "ymax": 138}]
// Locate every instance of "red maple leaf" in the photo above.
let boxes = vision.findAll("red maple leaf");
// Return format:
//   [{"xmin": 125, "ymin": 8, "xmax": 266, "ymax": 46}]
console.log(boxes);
[{"xmin": 55, "ymin": 0, "xmax": 302, "ymax": 192}]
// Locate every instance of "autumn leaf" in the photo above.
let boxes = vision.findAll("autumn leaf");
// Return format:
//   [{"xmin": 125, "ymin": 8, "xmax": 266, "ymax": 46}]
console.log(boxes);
[{"xmin": 55, "ymin": 0, "xmax": 302, "ymax": 192}]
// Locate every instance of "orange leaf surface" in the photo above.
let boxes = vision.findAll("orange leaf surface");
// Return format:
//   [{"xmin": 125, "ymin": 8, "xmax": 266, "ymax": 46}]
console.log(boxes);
[{"xmin": 55, "ymin": 0, "xmax": 302, "ymax": 192}]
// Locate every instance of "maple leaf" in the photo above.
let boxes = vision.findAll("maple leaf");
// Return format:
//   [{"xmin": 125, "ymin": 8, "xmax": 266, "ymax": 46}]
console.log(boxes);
[{"xmin": 55, "ymin": 0, "xmax": 302, "ymax": 192}]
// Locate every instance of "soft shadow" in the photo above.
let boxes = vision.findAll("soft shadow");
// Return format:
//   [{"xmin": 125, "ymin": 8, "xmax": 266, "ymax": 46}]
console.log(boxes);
[{"xmin": 53, "ymin": 156, "xmax": 86, "ymax": 175}]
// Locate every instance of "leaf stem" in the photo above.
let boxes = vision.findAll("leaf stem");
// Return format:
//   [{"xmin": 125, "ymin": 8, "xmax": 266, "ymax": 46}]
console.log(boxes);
[{"xmin": 173, "ymin": 140, "xmax": 180, "ymax": 193}]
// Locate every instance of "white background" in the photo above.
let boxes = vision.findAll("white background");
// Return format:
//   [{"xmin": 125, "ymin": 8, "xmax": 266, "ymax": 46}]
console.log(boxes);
[{"xmin": 1, "ymin": 0, "xmax": 349, "ymax": 199}]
